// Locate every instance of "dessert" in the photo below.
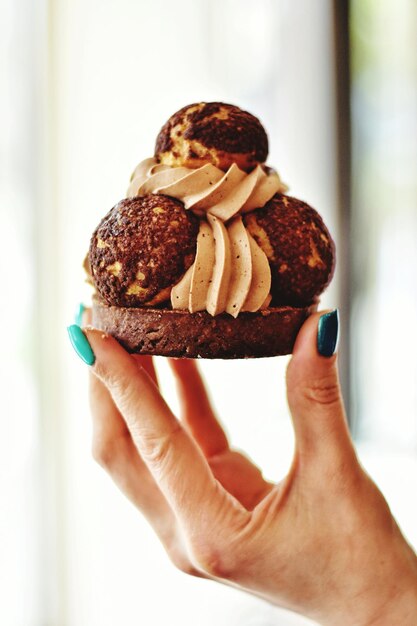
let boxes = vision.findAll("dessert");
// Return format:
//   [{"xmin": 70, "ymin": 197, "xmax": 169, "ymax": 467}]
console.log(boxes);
[{"xmin": 87, "ymin": 102, "xmax": 335, "ymax": 358}]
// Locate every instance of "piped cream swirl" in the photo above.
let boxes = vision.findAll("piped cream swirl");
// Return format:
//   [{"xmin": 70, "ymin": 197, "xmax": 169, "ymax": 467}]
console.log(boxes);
[
  {"xmin": 127, "ymin": 157, "xmax": 286, "ymax": 317},
  {"xmin": 170, "ymin": 216, "xmax": 272, "ymax": 318},
  {"xmin": 127, "ymin": 158, "xmax": 287, "ymax": 221}
]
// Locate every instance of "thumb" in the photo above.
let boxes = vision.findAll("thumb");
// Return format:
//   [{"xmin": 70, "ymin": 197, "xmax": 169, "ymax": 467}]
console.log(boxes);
[{"xmin": 286, "ymin": 310, "xmax": 356, "ymax": 466}]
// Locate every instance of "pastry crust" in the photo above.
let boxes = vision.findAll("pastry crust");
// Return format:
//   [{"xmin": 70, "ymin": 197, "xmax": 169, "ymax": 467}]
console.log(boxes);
[{"xmin": 92, "ymin": 297, "xmax": 317, "ymax": 359}]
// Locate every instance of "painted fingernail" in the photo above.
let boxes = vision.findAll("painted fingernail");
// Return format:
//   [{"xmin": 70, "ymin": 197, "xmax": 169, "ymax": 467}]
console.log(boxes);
[
  {"xmin": 67, "ymin": 324, "xmax": 95, "ymax": 365},
  {"xmin": 317, "ymin": 309, "xmax": 339, "ymax": 357},
  {"xmin": 74, "ymin": 303, "xmax": 85, "ymax": 326}
]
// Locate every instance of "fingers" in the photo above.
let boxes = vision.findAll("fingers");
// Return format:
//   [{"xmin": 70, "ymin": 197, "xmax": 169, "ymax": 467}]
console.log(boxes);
[
  {"xmin": 89, "ymin": 366, "xmax": 177, "ymax": 532},
  {"xmin": 133, "ymin": 354, "xmax": 159, "ymax": 388},
  {"xmin": 89, "ymin": 368, "xmax": 130, "ymax": 448},
  {"xmin": 87, "ymin": 338, "xmax": 196, "ymax": 567},
  {"xmin": 84, "ymin": 329, "xmax": 246, "ymax": 533},
  {"xmin": 84, "ymin": 307, "xmax": 153, "ymax": 461},
  {"xmin": 168, "ymin": 359, "xmax": 229, "ymax": 458},
  {"xmin": 286, "ymin": 310, "xmax": 356, "ymax": 466}
]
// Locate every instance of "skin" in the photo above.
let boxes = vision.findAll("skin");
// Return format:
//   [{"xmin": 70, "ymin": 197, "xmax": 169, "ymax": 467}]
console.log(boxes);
[{"xmin": 81, "ymin": 312, "xmax": 417, "ymax": 625}]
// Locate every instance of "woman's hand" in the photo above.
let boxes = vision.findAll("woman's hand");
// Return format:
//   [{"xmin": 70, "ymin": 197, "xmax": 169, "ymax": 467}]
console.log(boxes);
[
  {"xmin": 71, "ymin": 312, "xmax": 417, "ymax": 625},
  {"xmin": 88, "ymin": 350, "xmax": 273, "ymax": 577}
]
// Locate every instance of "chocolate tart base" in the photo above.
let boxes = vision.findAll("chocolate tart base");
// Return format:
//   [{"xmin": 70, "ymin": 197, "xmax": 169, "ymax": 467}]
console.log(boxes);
[{"xmin": 92, "ymin": 297, "xmax": 317, "ymax": 359}]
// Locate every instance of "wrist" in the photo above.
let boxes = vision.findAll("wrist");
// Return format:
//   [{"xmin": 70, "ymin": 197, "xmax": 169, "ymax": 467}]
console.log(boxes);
[
  {"xmin": 320, "ymin": 546, "xmax": 417, "ymax": 626},
  {"xmin": 361, "ymin": 577, "xmax": 417, "ymax": 626}
]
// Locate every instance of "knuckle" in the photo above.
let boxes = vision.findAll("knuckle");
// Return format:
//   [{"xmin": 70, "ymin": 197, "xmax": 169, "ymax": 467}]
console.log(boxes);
[
  {"xmin": 165, "ymin": 533, "xmax": 206, "ymax": 578},
  {"xmin": 303, "ymin": 377, "xmax": 341, "ymax": 408},
  {"xmin": 91, "ymin": 431, "xmax": 129, "ymax": 470},
  {"xmin": 189, "ymin": 538, "xmax": 236, "ymax": 580},
  {"xmin": 169, "ymin": 553, "xmax": 203, "ymax": 577},
  {"xmin": 92, "ymin": 438, "xmax": 115, "ymax": 469},
  {"xmin": 138, "ymin": 424, "xmax": 183, "ymax": 471}
]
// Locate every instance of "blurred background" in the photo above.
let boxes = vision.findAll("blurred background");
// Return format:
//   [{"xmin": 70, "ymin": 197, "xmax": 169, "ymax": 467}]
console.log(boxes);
[{"xmin": 1, "ymin": 0, "xmax": 416, "ymax": 624}]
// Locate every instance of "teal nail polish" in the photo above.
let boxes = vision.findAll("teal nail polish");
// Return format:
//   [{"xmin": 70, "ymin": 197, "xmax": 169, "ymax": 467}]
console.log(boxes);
[
  {"xmin": 74, "ymin": 303, "xmax": 85, "ymax": 326},
  {"xmin": 67, "ymin": 324, "xmax": 95, "ymax": 365},
  {"xmin": 317, "ymin": 309, "xmax": 339, "ymax": 357}
]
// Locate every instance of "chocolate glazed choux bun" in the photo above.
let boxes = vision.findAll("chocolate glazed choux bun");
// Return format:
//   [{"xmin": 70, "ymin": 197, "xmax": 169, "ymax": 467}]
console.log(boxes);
[
  {"xmin": 244, "ymin": 194, "xmax": 335, "ymax": 306},
  {"xmin": 154, "ymin": 102, "xmax": 269, "ymax": 173},
  {"xmin": 89, "ymin": 195, "xmax": 199, "ymax": 308},
  {"xmin": 88, "ymin": 101, "xmax": 336, "ymax": 358}
]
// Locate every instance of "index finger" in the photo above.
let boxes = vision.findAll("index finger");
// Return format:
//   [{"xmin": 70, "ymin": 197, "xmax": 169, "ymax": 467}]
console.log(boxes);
[{"xmin": 84, "ymin": 329, "xmax": 247, "ymax": 534}]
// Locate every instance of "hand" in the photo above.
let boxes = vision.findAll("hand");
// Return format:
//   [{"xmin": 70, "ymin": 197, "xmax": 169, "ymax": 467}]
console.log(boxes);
[{"xmin": 78, "ymin": 312, "xmax": 417, "ymax": 625}]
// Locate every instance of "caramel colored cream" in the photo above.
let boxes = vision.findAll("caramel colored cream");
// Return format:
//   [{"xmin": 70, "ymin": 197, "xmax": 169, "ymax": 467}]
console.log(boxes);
[
  {"xmin": 127, "ymin": 158, "xmax": 287, "ymax": 220},
  {"xmin": 171, "ymin": 217, "xmax": 271, "ymax": 317},
  {"xmin": 127, "ymin": 157, "xmax": 285, "ymax": 316}
]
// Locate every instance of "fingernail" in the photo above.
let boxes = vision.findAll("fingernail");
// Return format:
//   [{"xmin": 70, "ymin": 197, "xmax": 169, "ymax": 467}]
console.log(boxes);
[
  {"xmin": 317, "ymin": 309, "xmax": 339, "ymax": 357},
  {"xmin": 67, "ymin": 324, "xmax": 95, "ymax": 365},
  {"xmin": 74, "ymin": 303, "xmax": 85, "ymax": 326}
]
